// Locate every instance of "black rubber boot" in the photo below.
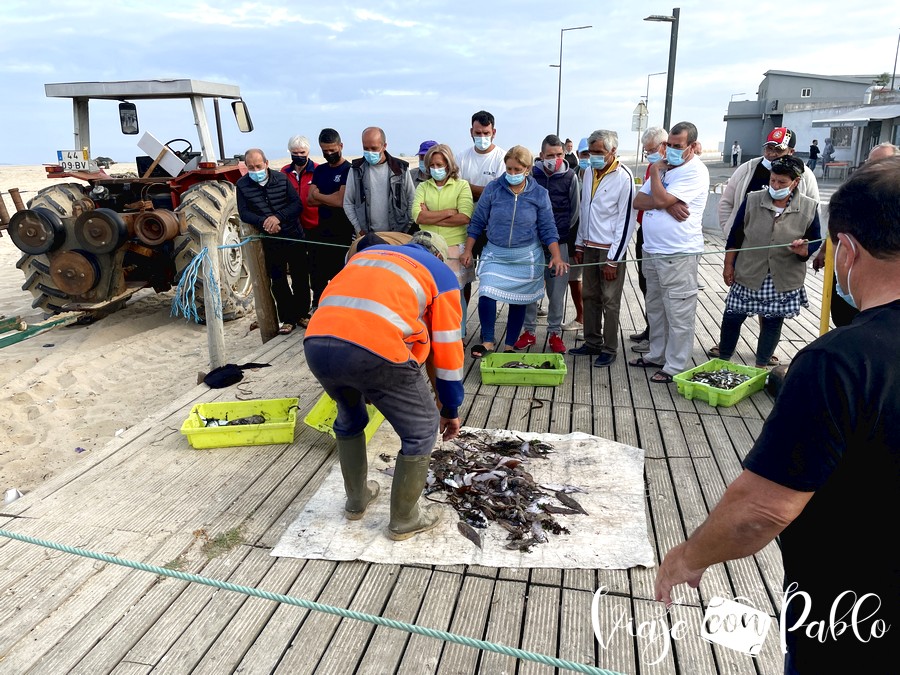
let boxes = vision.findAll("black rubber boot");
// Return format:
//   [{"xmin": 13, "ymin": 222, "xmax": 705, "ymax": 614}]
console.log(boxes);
[
  {"xmin": 337, "ymin": 432, "xmax": 379, "ymax": 520},
  {"xmin": 388, "ymin": 453, "xmax": 441, "ymax": 541}
]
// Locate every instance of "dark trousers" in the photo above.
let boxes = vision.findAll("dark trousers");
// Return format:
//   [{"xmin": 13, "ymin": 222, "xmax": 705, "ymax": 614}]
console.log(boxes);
[
  {"xmin": 477, "ymin": 297, "xmax": 526, "ymax": 348},
  {"xmin": 732, "ymin": 153, "xmax": 738, "ymax": 167},
  {"xmin": 305, "ymin": 227, "xmax": 349, "ymax": 308},
  {"xmin": 304, "ymin": 337, "xmax": 439, "ymax": 455},
  {"xmin": 262, "ymin": 237, "xmax": 310, "ymax": 325},
  {"xmin": 635, "ymin": 226, "xmax": 648, "ymax": 298},
  {"xmin": 718, "ymin": 312, "xmax": 784, "ymax": 367}
]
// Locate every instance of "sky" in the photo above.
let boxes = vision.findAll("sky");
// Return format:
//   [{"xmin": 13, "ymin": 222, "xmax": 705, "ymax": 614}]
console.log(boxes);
[{"xmin": 1, "ymin": 0, "xmax": 897, "ymax": 165}]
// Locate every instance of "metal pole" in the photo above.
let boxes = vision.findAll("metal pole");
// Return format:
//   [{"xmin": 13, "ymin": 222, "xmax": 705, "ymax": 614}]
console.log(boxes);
[
  {"xmin": 213, "ymin": 98, "xmax": 226, "ymax": 162},
  {"xmin": 892, "ymin": 29, "xmax": 900, "ymax": 91},
  {"xmin": 556, "ymin": 29, "xmax": 563, "ymax": 138},
  {"xmin": 662, "ymin": 8, "xmax": 680, "ymax": 131}
]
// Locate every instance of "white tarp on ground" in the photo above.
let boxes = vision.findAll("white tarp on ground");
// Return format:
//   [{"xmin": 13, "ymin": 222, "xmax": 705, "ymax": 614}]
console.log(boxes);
[{"xmin": 272, "ymin": 426, "xmax": 656, "ymax": 569}]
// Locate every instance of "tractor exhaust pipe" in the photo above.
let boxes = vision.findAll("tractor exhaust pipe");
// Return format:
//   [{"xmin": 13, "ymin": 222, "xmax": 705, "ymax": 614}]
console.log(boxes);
[
  {"xmin": 7, "ymin": 188, "xmax": 26, "ymax": 213},
  {"xmin": 0, "ymin": 191, "xmax": 10, "ymax": 229}
]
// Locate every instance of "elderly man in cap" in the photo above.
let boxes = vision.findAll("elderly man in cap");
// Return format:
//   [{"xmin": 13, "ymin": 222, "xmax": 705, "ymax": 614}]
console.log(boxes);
[
  {"xmin": 411, "ymin": 140, "xmax": 438, "ymax": 186},
  {"xmin": 304, "ymin": 230, "xmax": 463, "ymax": 541}
]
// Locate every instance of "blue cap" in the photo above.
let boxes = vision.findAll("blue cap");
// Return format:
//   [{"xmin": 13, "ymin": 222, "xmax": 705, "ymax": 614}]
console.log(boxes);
[
  {"xmin": 417, "ymin": 140, "xmax": 438, "ymax": 156},
  {"xmin": 577, "ymin": 137, "xmax": 589, "ymax": 153}
]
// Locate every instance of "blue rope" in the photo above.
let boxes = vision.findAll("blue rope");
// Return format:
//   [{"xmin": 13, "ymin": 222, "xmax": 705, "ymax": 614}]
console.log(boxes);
[
  {"xmin": 0, "ymin": 529, "xmax": 621, "ymax": 675},
  {"xmin": 170, "ymin": 247, "xmax": 222, "ymax": 323}
]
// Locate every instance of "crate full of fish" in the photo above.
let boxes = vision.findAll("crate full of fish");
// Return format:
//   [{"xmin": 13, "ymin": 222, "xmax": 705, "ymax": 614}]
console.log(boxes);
[
  {"xmin": 180, "ymin": 398, "xmax": 299, "ymax": 449},
  {"xmin": 480, "ymin": 353, "xmax": 567, "ymax": 386},
  {"xmin": 673, "ymin": 359, "xmax": 768, "ymax": 407}
]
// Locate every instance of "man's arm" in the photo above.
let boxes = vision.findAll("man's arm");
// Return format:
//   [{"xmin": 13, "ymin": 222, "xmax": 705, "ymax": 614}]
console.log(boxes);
[
  {"xmin": 274, "ymin": 180, "xmax": 301, "ymax": 225},
  {"xmin": 655, "ymin": 470, "xmax": 813, "ymax": 605},
  {"xmin": 343, "ymin": 170, "xmax": 362, "ymax": 232},
  {"xmin": 632, "ymin": 161, "xmax": 680, "ymax": 211},
  {"xmin": 468, "ymin": 181, "xmax": 485, "ymax": 200},
  {"xmin": 236, "ymin": 185, "xmax": 264, "ymax": 229},
  {"xmin": 309, "ymin": 184, "xmax": 345, "ymax": 208},
  {"xmin": 567, "ymin": 172, "xmax": 580, "ymax": 231}
]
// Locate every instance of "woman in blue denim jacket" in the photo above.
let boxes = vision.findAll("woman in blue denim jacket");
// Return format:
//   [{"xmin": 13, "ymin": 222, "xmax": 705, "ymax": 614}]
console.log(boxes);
[{"xmin": 460, "ymin": 145, "xmax": 568, "ymax": 357}]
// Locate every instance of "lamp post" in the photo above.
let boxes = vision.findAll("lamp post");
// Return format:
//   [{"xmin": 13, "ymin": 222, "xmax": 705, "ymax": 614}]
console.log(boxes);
[
  {"xmin": 892, "ymin": 28, "xmax": 900, "ymax": 91},
  {"xmin": 644, "ymin": 8, "xmax": 680, "ymax": 131},
  {"xmin": 644, "ymin": 71, "xmax": 666, "ymax": 123},
  {"xmin": 549, "ymin": 25, "xmax": 592, "ymax": 138},
  {"xmin": 730, "ymin": 92, "xmax": 746, "ymax": 102}
]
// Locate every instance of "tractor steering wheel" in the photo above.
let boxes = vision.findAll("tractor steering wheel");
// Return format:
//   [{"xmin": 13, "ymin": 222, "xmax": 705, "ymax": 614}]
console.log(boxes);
[{"xmin": 163, "ymin": 138, "xmax": 194, "ymax": 161}]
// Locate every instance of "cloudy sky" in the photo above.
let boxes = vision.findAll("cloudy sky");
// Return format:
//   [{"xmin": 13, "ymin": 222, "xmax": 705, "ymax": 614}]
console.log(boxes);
[{"xmin": 1, "ymin": 0, "xmax": 896, "ymax": 165}]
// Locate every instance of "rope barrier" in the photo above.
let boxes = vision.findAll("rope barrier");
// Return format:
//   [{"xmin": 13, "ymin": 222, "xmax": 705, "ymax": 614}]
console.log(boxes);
[
  {"xmin": 0, "ymin": 529, "xmax": 621, "ymax": 675},
  {"xmin": 170, "ymin": 247, "xmax": 222, "ymax": 323}
]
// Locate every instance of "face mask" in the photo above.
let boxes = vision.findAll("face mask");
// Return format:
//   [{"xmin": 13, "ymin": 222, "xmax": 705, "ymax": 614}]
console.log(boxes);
[
  {"xmin": 646, "ymin": 151, "xmax": 662, "ymax": 163},
  {"xmin": 761, "ymin": 157, "xmax": 773, "ymax": 170},
  {"xmin": 323, "ymin": 151, "xmax": 341, "ymax": 165},
  {"xmin": 363, "ymin": 150, "xmax": 382, "ymax": 165},
  {"xmin": 542, "ymin": 158, "xmax": 561, "ymax": 173},
  {"xmin": 291, "ymin": 154, "xmax": 308, "ymax": 167},
  {"xmin": 505, "ymin": 172, "xmax": 525, "ymax": 186},
  {"xmin": 768, "ymin": 185, "xmax": 792, "ymax": 200},
  {"xmin": 666, "ymin": 147, "xmax": 685, "ymax": 166},
  {"xmin": 473, "ymin": 136, "xmax": 492, "ymax": 151},
  {"xmin": 249, "ymin": 169, "xmax": 267, "ymax": 183},
  {"xmin": 418, "ymin": 160, "xmax": 426, "ymax": 173},
  {"xmin": 589, "ymin": 155, "xmax": 606, "ymax": 170},
  {"xmin": 430, "ymin": 167, "xmax": 447, "ymax": 182},
  {"xmin": 834, "ymin": 238, "xmax": 858, "ymax": 309},
  {"xmin": 578, "ymin": 158, "xmax": 590, "ymax": 170}
]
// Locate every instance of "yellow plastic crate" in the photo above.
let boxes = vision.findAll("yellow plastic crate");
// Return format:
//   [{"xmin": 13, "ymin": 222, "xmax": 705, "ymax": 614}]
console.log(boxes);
[
  {"xmin": 480, "ymin": 352, "xmax": 567, "ymax": 386},
  {"xmin": 303, "ymin": 392, "xmax": 385, "ymax": 443},
  {"xmin": 674, "ymin": 359, "xmax": 768, "ymax": 407},
  {"xmin": 180, "ymin": 398, "xmax": 299, "ymax": 449}
]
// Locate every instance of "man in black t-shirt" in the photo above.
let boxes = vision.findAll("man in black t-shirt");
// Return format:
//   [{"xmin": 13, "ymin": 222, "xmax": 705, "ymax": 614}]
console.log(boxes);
[
  {"xmin": 307, "ymin": 128, "xmax": 355, "ymax": 311},
  {"xmin": 656, "ymin": 157, "xmax": 900, "ymax": 674}
]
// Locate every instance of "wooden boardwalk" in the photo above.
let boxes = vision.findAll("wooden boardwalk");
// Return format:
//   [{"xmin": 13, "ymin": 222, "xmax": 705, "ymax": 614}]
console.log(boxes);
[{"xmin": 0, "ymin": 233, "xmax": 830, "ymax": 674}]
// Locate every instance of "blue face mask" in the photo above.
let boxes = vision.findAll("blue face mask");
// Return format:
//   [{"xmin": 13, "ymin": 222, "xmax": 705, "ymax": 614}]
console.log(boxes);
[
  {"xmin": 505, "ymin": 172, "xmax": 525, "ymax": 186},
  {"xmin": 761, "ymin": 157, "xmax": 773, "ymax": 170},
  {"xmin": 834, "ymin": 238, "xmax": 858, "ymax": 309},
  {"xmin": 473, "ymin": 136, "xmax": 492, "ymax": 151},
  {"xmin": 363, "ymin": 150, "xmax": 382, "ymax": 165},
  {"xmin": 249, "ymin": 169, "xmax": 267, "ymax": 183},
  {"xmin": 768, "ymin": 185, "xmax": 792, "ymax": 200},
  {"xmin": 589, "ymin": 155, "xmax": 606, "ymax": 170},
  {"xmin": 666, "ymin": 147, "xmax": 685, "ymax": 166},
  {"xmin": 578, "ymin": 158, "xmax": 590, "ymax": 170},
  {"xmin": 419, "ymin": 160, "xmax": 426, "ymax": 173},
  {"xmin": 430, "ymin": 167, "xmax": 447, "ymax": 182},
  {"xmin": 646, "ymin": 151, "xmax": 662, "ymax": 163}
]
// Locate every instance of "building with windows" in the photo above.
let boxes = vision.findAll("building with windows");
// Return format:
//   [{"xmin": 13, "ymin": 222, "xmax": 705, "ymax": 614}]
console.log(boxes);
[{"xmin": 723, "ymin": 70, "xmax": 879, "ymax": 162}]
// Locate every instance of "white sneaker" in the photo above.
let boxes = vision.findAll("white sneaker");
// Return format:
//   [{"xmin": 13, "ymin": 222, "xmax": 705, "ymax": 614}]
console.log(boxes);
[
  {"xmin": 537, "ymin": 306, "xmax": 548, "ymax": 317},
  {"xmin": 562, "ymin": 319, "xmax": 583, "ymax": 332},
  {"xmin": 576, "ymin": 329, "xmax": 584, "ymax": 340}
]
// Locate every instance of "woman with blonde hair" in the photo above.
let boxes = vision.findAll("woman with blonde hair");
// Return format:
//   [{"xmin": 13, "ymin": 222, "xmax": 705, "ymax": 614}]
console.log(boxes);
[
  {"xmin": 412, "ymin": 144, "xmax": 475, "ymax": 332},
  {"xmin": 460, "ymin": 145, "xmax": 567, "ymax": 356}
]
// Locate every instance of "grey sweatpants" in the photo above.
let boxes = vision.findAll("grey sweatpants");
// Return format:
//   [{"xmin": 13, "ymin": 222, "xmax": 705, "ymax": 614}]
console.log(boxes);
[
  {"xmin": 643, "ymin": 253, "xmax": 700, "ymax": 376},
  {"xmin": 523, "ymin": 243, "xmax": 570, "ymax": 335},
  {"xmin": 581, "ymin": 247, "xmax": 627, "ymax": 355}
]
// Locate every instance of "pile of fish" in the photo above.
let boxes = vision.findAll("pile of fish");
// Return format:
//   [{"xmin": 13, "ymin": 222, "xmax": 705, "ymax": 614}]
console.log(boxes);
[
  {"xmin": 499, "ymin": 360, "xmax": 557, "ymax": 370},
  {"xmin": 689, "ymin": 368, "xmax": 751, "ymax": 390},
  {"xmin": 199, "ymin": 413, "xmax": 267, "ymax": 428},
  {"xmin": 423, "ymin": 430, "xmax": 587, "ymax": 552}
]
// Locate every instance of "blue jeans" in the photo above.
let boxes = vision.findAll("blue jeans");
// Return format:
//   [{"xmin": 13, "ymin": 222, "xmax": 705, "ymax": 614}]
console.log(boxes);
[{"xmin": 304, "ymin": 337, "xmax": 439, "ymax": 455}]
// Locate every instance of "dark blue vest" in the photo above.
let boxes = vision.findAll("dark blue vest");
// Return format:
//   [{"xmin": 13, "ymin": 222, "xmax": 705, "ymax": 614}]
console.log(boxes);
[{"xmin": 532, "ymin": 169, "xmax": 574, "ymax": 241}]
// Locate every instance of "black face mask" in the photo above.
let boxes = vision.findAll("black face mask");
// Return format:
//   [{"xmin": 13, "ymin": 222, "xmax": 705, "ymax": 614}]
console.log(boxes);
[
  {"xmin": 291, "ymin": 154, "xmax": 308, "ymax": 167},
  {"xmin": 324, "ymin": 151, "xmax": 341, "ymax": 165}
]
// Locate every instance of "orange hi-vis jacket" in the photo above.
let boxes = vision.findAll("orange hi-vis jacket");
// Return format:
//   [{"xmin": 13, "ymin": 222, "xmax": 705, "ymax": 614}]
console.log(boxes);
[{"xmin": 305, "ymin": 243, "xmax": 465, "ymax": 415}]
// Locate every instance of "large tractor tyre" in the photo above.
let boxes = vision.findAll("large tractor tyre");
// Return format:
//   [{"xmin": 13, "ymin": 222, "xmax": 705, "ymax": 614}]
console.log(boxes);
[
  {"xmin": 173, "ymin": 181, "xmax": 253, "ymax": 321},
  {"xmin": 18, "ymin": 183, "xmax": 88, "ymax": 313}
]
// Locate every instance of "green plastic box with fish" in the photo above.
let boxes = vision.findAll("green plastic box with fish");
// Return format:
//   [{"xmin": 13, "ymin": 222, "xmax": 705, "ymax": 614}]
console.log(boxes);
[
  {"xmin": 180, "ymin": 397, "xmax": 299, "ymax": 449},
  {"xmin": 673, "ymin": 359, "xmax": 768, "ymax": 407},
  {"xmin": 480, "ymin": 353, "xmax": 567, "ymax": 386}
]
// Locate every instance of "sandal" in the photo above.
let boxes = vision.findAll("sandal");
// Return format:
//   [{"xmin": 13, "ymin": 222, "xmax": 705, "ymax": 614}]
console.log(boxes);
[
  {"xmin": 471, "ymin": 344, "xmax": 493, "ymax": 358},
  {"xmin": 707, "ymin": 345, "xmax": 720, "ymax": 357},
  {"xmin": 296, "ymin": 317, "xmax": 310, "ymax": 328},
  {"xmin": 278, "ymin": 323, "xmax": 295, "ymax": 335},
  {"xmin": 629, "ymin": 357, "xmax": 663, "ymax": 368},
  {"xmin": 650, "ymin": 370, "xmax": 674, "ymax": 384},
  {"xmin": 767, "ymin": 355, "xmax": 779, "ymax": 366}
]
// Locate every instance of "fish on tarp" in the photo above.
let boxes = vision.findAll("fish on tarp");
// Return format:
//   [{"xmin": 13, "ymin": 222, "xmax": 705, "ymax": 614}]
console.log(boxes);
[
  {"xmin": 457, "ymin": 521, "xmax": 483, "ymax": 548},
  {"xmin": 556, "ymin": 491, "xmax": 588, "ymax": 515}
]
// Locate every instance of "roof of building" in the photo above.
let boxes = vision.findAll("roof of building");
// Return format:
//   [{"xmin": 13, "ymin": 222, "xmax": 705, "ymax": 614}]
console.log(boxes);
[
  {"xmin": 762, "ymin": 70, "xmax": 880, "ymax": 86},
  {"xmin": 812, "ymin": 103, "xmax": 900, "ymax": 127}
]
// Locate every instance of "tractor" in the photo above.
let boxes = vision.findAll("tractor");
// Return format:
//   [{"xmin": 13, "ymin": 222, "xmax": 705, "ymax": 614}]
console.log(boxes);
[{"xmin": 7, "ymin": 79, "xmax": 257, "ymax": 320}]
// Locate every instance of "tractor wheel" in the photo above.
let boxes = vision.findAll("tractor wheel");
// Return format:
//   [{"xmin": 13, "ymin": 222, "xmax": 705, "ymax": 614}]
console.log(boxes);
[
  {"xmin": 173, "ymin": 181, "xmax": 253, "ymax": 321},
  {"xmin": 18, "ymin": 183, "xmax": 88, "ymax": 313}
]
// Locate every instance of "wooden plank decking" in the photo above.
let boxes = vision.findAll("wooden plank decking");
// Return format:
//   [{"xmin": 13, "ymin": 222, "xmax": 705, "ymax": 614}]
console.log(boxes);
[{"xmin": 0, "ymin": 232, "xmax": 830, "ymax": 674}]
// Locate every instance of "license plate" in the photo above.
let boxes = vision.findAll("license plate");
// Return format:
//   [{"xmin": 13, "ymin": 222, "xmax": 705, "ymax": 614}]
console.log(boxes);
[{"xmin": 57, "ymin": 149, "xmax": 91, "ymax": 171}]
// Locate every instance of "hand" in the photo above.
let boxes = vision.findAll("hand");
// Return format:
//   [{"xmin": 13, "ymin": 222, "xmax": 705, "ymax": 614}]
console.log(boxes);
[
  {"xmin": 459, "ymin": 251, "xmax": 473, "ymax": 268},
  {"xmin": 602, "ymin": 263, "xmax": 618, "ymax": 281},
  {"xmin": 420, "ymin": 202, "xmax": 429, "ymax": 211},
  {"xmin": 812, "ymin": 248, "xmax": 826, "ymax": 273},
  {"xmin": 440, "ymin": 416, "xmax": 460, "ymax": 441},
  {"xmin": 548, "ymin": 256, "xmax": 569, "ymax": 277},
  {"xmin": 573, "ymin": 250, "xmax": 584, "ymax": 265},
  {"xmin": 665, "ymin": 201, "xmax": 690, "ymax": 222},
  {"xmin": 788, "ymin": 238, "xmax": 809, "ymax": 258},
  {"xmin": 651, "ymin": 156, "xmax": 668, "ymax": 173},
  {"xmin": 723, "ymin": 265, "xmax": 735, "ymax": 286},
  {"xmin": 309, "ymin": 185, "xmax": 320, "ymax": 199},
  {"xmin": 262, "ymin": 216, "xmax": 281, "ymax": 234},
  {"xmin": 654, "ymin": 542, "xmax": 707, "ymax": 606}
]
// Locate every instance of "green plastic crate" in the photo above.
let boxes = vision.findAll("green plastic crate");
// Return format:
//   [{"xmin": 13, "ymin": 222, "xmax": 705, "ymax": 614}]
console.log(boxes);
[
  {"xmin": 673, "ymin": 359, "xmax": 768, "ymax": 407},
  {"xmin": 303, "ymin": 392, "xmax": 385, "ymax": 442},
  {"xmin": 480, "ymin": 352, "xmax": 567, "ymax": 386},
  {"xmin": 181, "ymin": 397, "xmax": 299, "ymax": 449}
]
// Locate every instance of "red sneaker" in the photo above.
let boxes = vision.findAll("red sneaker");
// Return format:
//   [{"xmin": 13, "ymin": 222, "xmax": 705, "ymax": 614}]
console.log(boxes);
[
  {"xmin": 548, "ymin": 332, "xmax": 567, "ymax": 354},
  {"xmin": 514, "ymin": 331, "xmax": 536, "ymax": 349}
]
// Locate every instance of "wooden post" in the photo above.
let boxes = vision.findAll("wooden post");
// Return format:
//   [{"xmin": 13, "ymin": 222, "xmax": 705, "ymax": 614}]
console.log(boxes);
[
  {"xmin": 141, "ymin": 147, "xmax": 170, "ymax": 179},
  {"xmin": 239, "ymin": 222, "xmax": 278, "ymax": 343},
  {"xmin": 819, "ymin": 237, "xmax": 835, "ymax": 337},
  {"xmin": 199, "ymin": 230, "xmax": 227, "ymax": 370},
  {"xmin": 8, "ymin": 188, "xmax": 26, "ymax": 212}
]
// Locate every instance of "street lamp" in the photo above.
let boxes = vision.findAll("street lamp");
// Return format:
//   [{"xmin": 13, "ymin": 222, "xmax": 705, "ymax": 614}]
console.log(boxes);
[
  {"xmin": 644, "ymin": 8, "xmax": 680, "ymax": 131},
  {"xmin": 549, "ymin": 25, "xmax": 592, "ymax": 138},
  {"xmin": 730, "ymin": 92, "xmax": 746, "ymax": 102},
  {"xmin": 644, "ymin": 71, "xmax": 666, "ymax": 122}
]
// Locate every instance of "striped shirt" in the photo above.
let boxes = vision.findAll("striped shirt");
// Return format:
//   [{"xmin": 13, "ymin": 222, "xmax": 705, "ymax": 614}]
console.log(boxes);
[{"xmin": 305, "ymin": 243, "xmax": 464, "ymax": 415}]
